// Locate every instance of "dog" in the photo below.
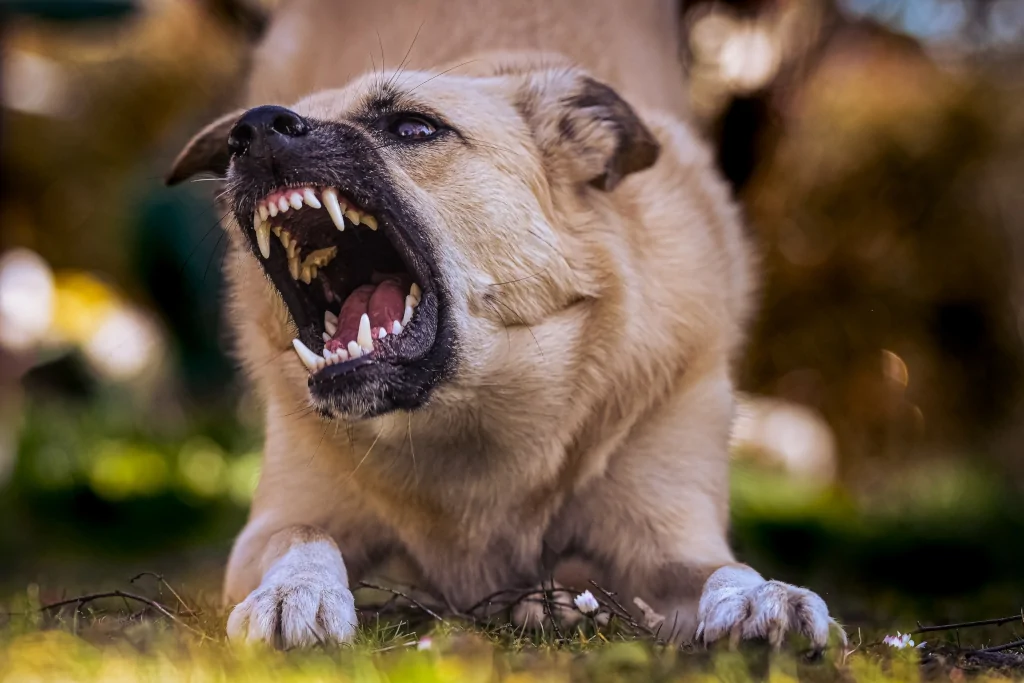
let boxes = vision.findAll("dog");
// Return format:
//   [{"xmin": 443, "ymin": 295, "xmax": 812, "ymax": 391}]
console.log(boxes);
[{"xmin": 167, "ymin": 0, "xmax": 844, "ymax": 649}]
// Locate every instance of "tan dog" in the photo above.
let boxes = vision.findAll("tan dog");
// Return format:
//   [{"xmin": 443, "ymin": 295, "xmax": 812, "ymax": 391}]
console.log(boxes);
[{"xmin": 168, "ymin": 0, "xmax": 843, "ymax": 649}]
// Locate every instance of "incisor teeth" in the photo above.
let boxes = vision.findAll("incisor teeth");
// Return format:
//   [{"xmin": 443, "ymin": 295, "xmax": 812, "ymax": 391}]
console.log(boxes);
[
  {"xmin": 303, "ymin": 189, "xmax": 321, "ymax": 209},
  {"xmin": 288, "ymin": 254, "xmax": 301, "ymax": 280},
  {"xmin": 256, "ymin": 220, "xmax": 271, "ymax": 259},
  {"xmin": 362, "ymin": 215, "xmax": 378, "ymax": 231},
  {"xmin": 347, "ymin": 341, "xmax": 362, "ymax": 358},
  {"xmin": 291, "ymin": 339, "xmax": 320, "ymax": 372},
  {"xmin": 268, "ymin": 202, "xmax": 278, "ymax": 218},
  {"xmin": 258, "ymin": 204, "xmax": 269, "ymax": 222},
  {"xmin": 289, "ymin": 192, "xmax": 303, "ymax": 210},
  {"xmin": 336, "ymin": 347, "xmax": 349, "ymax": 361},
  {"xmin": 357, "ymin": 313, "xmax": 374, "ymax": 351},
  {"xmin": 378, "ymin": 328, "xmax": 387, "ymax": 340},
  {"xmin": 391, "ymin": 320, "xmax": 403, "ymax": 335},
  {"xmin": 278, "ymin": 196, "xmax": 290, "ymax": 213},
  {"xmin": 402, "ymin": 305, "xmax": 413, "ymax": 326},
  {"xmin": 322, "ymin": 188, "xmax": 345, "ymax": 231},
  {"xmin": 345, "ymin": 208, "xmax": 361, "ymax": 225}
]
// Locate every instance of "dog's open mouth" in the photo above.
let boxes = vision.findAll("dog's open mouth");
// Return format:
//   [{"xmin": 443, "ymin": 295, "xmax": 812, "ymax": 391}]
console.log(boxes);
[{"xmin": 244, "ymin": 184, "xmax": 437, "ymax": 381}]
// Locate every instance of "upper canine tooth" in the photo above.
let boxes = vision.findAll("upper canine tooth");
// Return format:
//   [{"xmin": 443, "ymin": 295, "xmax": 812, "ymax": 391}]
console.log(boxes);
[
  {"xmin": 268, "ymin": 202, "xmax": 279, "ymax": 217},
  {"xmin": 291, "ymin": 338, "xmax": 320, "ymax": 372},
  {"xmin": 277, "ymin": 196, "xmax": 290, "ymax": 213},
  {"xmin": 303, "ymin": 189, "xmax": 321, "ymax": 209},
  {"xmin": 344, "ymin": 208, "xmax": 360, "ymax": 225},
  {"xmin": 362, "ymin": 215, "xmax": 378, "ymax": 231},
  {"xmin": 322, "ymin": 188, "xmax": 345, "ymax": 231},
  {"xmin": 357, "ymin": 313, "xmax": 374, "ymax": 351},
  {"xmin": 256, "ymin": 220, "xmax": 271, "ymax": 259},
  {"xmin": 289, "ymin": 192, "xmax": 303, "ymax": 210},
  {"xmin": 258, "ymin": 204, "xmax": 269, "ymax": 222}
]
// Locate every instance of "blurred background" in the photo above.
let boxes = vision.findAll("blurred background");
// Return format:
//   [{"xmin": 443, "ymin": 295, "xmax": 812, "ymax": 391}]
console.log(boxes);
[{"xmin": 0, "ymin": 0, "xmax": 1021, "ymax": 627}]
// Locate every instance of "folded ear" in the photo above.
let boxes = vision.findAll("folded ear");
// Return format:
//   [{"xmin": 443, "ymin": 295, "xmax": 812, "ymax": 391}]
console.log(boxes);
[
  {"xmin": 517, "ymin": 71, "xmax": 660, "ymax": 191},
  {"xmin": 165, "ymin": 109, "xmax": 244, "ymax": 186}
]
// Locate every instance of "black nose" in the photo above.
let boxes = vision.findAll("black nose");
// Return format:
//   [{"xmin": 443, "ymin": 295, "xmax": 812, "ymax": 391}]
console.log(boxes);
[{"xmin": 228, "ymin": 105, "xmax": 309, "ymax": 158}]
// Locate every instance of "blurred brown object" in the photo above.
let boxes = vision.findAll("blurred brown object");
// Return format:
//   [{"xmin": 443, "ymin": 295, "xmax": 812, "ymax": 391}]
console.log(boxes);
[{"xmin": 682, "ymin": 0, "xmax": 1024, "ymax": 486}]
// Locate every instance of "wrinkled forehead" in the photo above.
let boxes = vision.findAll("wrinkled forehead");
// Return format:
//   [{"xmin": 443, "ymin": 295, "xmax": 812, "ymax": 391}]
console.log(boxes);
[{"xmin": 290, "ymin": 71, "xmax": 521, "ymax": 130}]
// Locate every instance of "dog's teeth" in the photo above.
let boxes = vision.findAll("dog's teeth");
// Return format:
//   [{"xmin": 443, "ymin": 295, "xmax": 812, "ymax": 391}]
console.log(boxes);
[
  {"xmin": 405, "ymin": 294, "xmax": 419, "ymax": 310},
  {"xmin": 402, "ymin": 305, "xmax": 413, "ymax": 326},
  {"xmin": 300, "ymin": 266, "xmax": 312, "ymax": 284},
  {"xmin": 286, "ymin": 240, "xmax": 299, "ymax": 259},
  {"xmin": 279, "ymin": 230, "xmax": 290, "ymax": 247},
  {"xmin": 362, "ymin": 215, "xmax": 378, "ymax": 231},
  {"xmin": 325, "ymin": 310, "xmax": 338, "ymax": 333},
  {"xmin": 344, "ymin": 208, "xmax": 361, "ymax": 225},
  {"xmin": 336, "ymin": 347, "xmax": 349, "ymax": 361},
  {"xmin": 391, "ymin": 320, "xmax": 403, "ymax": 335},
  {"xmin": 323, "ymin": 331, "xmax": 332, "ymax": 343},
  {"xmin": 288, "ymin": 254, "xmax": 301, "ymax": 280},
  {"xmin": 322, "ymin": 188, "xmax": 345, "ymax": 231},
  {"xmin": 357, "ymin": 313, "xmax": 374, "ymax": 351},
  {"xmin": 291, "ymin": 339, "xmax": 320, "ymax": 372},
  {"xmin": 289, "ymin": 192, "xmax": 303, "ymax": 210},
  {"xmin": 347, "ymin": 340, "xmax": 362, "ymax": 358},
  {"xmin": 277, "ymin": 196, "xmax": 290, "ymax": 213},
  {"xmin": 410, "ymin": 283, "xmax": 421, "ymax": 302},
  {"xmin": 378, "ymin": 328, "xmax": 387, "ymax": 340},
  {"xmin": 256, "ymin": 219, "xmax": 271, "ymax": 259},
  {"xmin": 303, "ymin": 189, "xmax": 321, "ymax": 209},
  {"xmin": 272, "ymin": 225, "xmax": 282, "ymax": 237},
  {"xmin": 268, "ymin": 202, "xmax": 278, "ymax": 218},
  {"xmin": 258, "ymin": 204, "xmax": 269, "ymax": 222}
]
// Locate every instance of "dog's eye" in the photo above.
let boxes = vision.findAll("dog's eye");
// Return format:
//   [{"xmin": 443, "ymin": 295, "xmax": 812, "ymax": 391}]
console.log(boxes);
[{"xmin": 387, "ymin": 116, "xmax": 437, "ymax": 140}]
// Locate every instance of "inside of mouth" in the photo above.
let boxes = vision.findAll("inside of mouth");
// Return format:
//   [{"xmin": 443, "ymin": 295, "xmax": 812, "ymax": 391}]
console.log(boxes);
[{"xmin": 253, "ymin": 186, "xmax": 423, "ymax": 371}]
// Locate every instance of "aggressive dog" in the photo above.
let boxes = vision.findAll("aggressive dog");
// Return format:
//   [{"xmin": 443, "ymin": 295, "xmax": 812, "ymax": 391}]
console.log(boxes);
[{"xmin": 168, "ymin": 0, "xmax": 844, "ymax": 649}]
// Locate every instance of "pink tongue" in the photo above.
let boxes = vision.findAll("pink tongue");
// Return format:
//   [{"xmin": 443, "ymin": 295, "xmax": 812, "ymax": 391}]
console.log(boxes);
[{"xmin": 326, "ymin": 277, "xmax": 408, "ymax": 352}]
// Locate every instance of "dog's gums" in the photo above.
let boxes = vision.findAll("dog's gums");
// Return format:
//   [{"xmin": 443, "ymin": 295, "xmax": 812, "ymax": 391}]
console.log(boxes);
[{"xmin": 248, "ymin": 184, "xmax": 423, "ymax": 373}]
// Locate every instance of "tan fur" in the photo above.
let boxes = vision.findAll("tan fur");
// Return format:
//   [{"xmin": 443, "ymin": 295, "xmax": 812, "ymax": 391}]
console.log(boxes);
[{"xmin": 177, "ymin": 0, "xmax": 839, "ymax": 647}]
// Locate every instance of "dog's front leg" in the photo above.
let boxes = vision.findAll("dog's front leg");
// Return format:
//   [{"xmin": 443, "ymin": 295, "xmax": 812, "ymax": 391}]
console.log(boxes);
[{"xmin": 225, "ymin": 524, "xmax": 357, "ymax": 647}]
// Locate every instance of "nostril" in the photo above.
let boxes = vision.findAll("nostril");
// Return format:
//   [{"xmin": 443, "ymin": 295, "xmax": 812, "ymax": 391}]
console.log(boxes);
[
  {"xmin": 227, "ymin": 121, "xmax": 254, "ymax": 157},
  {"xmin": 271, "ymin": 112, "xmax": 308, "ymax": 137}
]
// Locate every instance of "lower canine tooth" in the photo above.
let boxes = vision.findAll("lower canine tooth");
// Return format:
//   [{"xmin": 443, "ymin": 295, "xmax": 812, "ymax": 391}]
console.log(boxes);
[
  {"xmin": 402, "ymin": 305, "xmax": 413, "ymax": 326},
  {"xmin": 347, "ymin": 341, "xmax": 362, "ymax": 358},
  {"xmin": 357, "ymin": 313, "xmax": 374, "ymax": 351},
  {"xmin": 256, "ymin": 220, "xmax": 271, "ymax": 259},
  {"xmin": 291, "ymin": 339, "xmax": 320, "ymax": 372},
  {"xmin": 322, "ymin": 188, "xmax": 345, "ymax": 231},
  {"xmin": 405, "ymin": 294, "xmax": 418, "ymax": 309}
]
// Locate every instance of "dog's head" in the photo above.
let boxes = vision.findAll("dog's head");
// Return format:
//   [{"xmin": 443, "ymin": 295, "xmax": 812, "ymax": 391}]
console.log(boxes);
[{"xmin": 169, "ymin": 55, "xmax": 659, "ymax": 419}]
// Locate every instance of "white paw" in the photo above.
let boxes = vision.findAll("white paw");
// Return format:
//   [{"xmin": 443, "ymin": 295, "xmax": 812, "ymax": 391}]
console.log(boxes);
[
  {"xmin": 696, "ymin": 566, "xmax": 845, "ymax": 650},
  {"xmin": 510, "ymin": 583, "xmax": 584, "ymax": 630},
  {"xmin": 226, "ymin": 573, "xmax": 357, "ymax": 648}
]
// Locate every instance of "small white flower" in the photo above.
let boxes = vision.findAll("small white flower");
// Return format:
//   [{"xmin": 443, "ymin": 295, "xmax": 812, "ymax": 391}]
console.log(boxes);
[
  {"xmin": 882, "ymin": 632, "xmax": 925, "ymax": 649},
  {"xmin": 416, "ymin": 636, "xmax": 432, "ymax": 650},
  {"xmin": 574, "ymin": 590, "xmax": 600, "ymax": 615}
]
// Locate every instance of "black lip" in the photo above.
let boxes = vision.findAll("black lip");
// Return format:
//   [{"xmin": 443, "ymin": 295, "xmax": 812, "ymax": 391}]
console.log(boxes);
[{"xmin": 224, "ymin": 118, "xmax": 458, "ymax": 417}]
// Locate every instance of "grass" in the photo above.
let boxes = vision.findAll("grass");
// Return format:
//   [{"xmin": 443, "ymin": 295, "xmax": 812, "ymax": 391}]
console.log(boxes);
[{"xmin": 2, "ymin": 580, "xmax": 1022, "ymax": 683}]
